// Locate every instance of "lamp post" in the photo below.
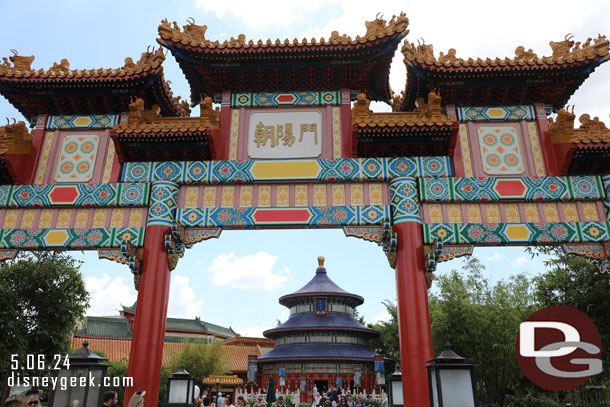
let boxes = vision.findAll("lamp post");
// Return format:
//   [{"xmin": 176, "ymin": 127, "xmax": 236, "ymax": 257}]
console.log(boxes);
[
  {"xmin": 386, "ymin": 370, "xmax": 402, "ymax": 407},
  {"xmin": 167, "ymin": 366, "xmax": 196, "ymax": 407},
  {"xmin": 48, "ymin": 340, "xmax": 108, "ymax": 407},
  {"xmin": 425, "ymin": 344, "xmax": 478, "ymax": 407}
]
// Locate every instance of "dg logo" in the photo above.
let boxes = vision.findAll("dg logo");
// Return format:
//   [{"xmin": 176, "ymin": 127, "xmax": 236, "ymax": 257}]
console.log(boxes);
[{"xmin": 516, "ymin": 305, "xmax": 603, "ymax": 391}]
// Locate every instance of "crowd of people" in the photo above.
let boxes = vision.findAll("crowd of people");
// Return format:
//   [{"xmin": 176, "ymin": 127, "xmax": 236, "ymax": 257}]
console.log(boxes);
[
  {"xmin": 2, "ymin": 386, "xmax": 385, "ymax": 407},
  {"xmin": 311, "ymin": 386, "xmax": 387, "ymax": 407},
  {"xmin": 2, "ymin": 389, "xmax": 146, "ymax": 407}
]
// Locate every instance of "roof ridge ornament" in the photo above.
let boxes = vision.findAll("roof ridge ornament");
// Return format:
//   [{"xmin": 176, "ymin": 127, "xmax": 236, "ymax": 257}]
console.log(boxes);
[
  {"xmin": 402, "ymin": 33, "xmax": 608, "ymax": 66},
  {"xmin": 352, "ymin": 90, "xmax": 450, "ymax": 127},
  {"xmin": 159, "ymin": 12, "xmax": 408, "ymax": 49},
  {"xmin": 549, "ymin": 106, "xmax": 610, "ymax": 144},
  {"xmin": 1, "ymin": 49, "xmax": 34, "ymax": 71},
  {"xmin": 0, "ymin": 119, "xmax": 33, "ymax": 155}
]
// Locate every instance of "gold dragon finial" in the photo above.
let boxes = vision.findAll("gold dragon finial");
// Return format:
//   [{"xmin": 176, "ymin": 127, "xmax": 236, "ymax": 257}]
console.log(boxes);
[
  {"xmin": 48, "ymin": 58, "xmax": 70, "ymax": 73},
  {"xmin": 6, "ymin": 50, "xmax": 34, "ymax": 71},
  {"xmin": 199, "ymin": 96, "xmax": 220, "ymax": 128},
  {"xmin": 183, "ymin": 17, "xmax": 208, "ymax": 44},
  {"xmin": 550, "ymin": 34, "xmax": 575, "ymax": 58},
  {"xmin": 0, "ymin": 119, "xmax": 33, "ymax": 155}
]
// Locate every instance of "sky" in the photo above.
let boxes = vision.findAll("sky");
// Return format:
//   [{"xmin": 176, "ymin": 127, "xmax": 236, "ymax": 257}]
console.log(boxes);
[{"xmin": 1, "ymin": 0, "xmax": 609, "ymax": 336}]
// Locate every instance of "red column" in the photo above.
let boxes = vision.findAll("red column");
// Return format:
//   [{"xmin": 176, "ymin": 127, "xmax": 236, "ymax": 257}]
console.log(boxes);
[
  {"xmin": 534, "ymin": 104, "xmax": 559, "ymax": 176},
  {"xmin": 125, "ymin": 225, "xmax": 171, "ymax": 404},
  {"xmin": 340, "ymin": 90, "xmax": 352, "ymax": 158},
  {"xmin": 394, "ymin": 222, "xmax": 433, "ymax": 407}
]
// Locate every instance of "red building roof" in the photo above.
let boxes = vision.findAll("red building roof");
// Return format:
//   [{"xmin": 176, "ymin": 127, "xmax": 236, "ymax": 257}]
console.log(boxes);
[
  {"xmin": 396, "ymin": 34, "xmax": 610, "ymax": 111},
  {"xmin": 157, "ymin": 14, "xmax": 409, "ymax": 104},
  {"xmin": 71, "ymin": 336, "xmax": 262, "ymax": 373},
  {"xmin": 0, "ymin": 48, "xmax": 190, "ymax": 119}
]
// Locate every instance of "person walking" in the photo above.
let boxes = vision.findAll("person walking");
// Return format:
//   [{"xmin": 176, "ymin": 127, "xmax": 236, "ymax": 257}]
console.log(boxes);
[{"xmin": 103, "ymin": 391, "xmax": 118, "ymax": 407}]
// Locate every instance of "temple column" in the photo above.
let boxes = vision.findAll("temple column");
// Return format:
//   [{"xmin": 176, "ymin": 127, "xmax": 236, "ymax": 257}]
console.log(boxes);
[
  {"xmin": 389, "ymin": 177, "xmax": 433, "ymax": 407},
  {"xmin": 534, "ymin": 104, "xmax": 559, "ymax": 176},
  {"xmin": 126, "ymin": 180, "xmax": 179, "ymax": 404}
]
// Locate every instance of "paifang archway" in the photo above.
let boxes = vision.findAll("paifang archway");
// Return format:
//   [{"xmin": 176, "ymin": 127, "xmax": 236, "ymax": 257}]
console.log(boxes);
[{"xmin": 0, "ymin": 12, "xmax": 609, "ymax": 407}]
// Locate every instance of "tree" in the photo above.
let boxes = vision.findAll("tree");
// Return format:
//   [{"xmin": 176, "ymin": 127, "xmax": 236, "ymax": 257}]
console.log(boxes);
[
  {"xmin": 429, "ymin": 256, "xmax": 538, "ymax": 406},
  {"xmin": 533, "ymin": 249, "xmax": 610, "ymax": 401},
  {"xmin": 169, "ymin": 339, "xmax": 229, "ymax": 383},
  {"xmin": 367, "ymin": 301, "xmax": 399, "ymax": 365},
  {"xmin": 0, "ymin": 252, "xmax": 89, "ymax": 370}
]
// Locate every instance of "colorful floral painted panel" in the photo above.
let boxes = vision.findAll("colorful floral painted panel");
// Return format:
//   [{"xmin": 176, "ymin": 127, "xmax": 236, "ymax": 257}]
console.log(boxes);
[
  {"xmin": 54, "ymin": 134, "xmax": 100, "ymax": 182},
  {"xmin": 477, "ymin": 126, "xmax": 524, "ymax": 175}
]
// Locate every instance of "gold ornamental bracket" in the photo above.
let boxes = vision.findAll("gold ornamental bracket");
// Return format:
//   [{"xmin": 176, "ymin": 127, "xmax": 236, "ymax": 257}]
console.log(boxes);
[{"xmin": 0, "ymin": 120, "xmax": 33, "ymax": 155}]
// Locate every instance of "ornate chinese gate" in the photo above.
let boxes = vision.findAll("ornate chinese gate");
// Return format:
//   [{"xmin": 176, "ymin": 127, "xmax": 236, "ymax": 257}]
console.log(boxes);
[{"xmin": 0, "ymin": 12, "xmax": 609, "ymax": 407}]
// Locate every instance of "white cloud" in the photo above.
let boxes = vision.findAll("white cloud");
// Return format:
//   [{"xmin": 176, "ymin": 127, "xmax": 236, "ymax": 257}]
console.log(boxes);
[
  {"xmin": 485, "ymin": 251, "xmax": 505, "ymax": 261},
  {"xmin": 372, "ymin": 309, "xmax": 391, "ymax": 323},
  {"xmin": 168, "ymin": 275, "xmax": 205, "ymax": 318},
  {"xmin": 512, "ymin": 256, "xmax": 528, "ymax": 267},
  {"xmin": 195, "ymin": 0, "xmax": 340, "ymax": 30},
  {"xmin": 85, "ymin": 274, "xmax": 137, "ymax": 316},
  {"xmin": 207, "ymin": 252, "xmax": 290, "ymax": 290},
  {"xmin": 194, "ymin": 0, "xmax": 610, "ymax": 118},
  {"xmin": 233, "ymin": 324, "xmax": 267, "ymax": 337}
]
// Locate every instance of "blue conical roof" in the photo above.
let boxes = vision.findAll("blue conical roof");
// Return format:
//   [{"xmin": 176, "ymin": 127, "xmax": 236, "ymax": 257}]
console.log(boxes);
[{"xmin": 278, "ymin": 256, "xmax": 364, "ymax": 307}]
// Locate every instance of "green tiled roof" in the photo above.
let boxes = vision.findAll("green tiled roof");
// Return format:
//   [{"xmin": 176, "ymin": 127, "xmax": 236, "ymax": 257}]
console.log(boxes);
[
  {"xmin": 77, "ymin": 315, "xmax": 235, "ymax": 339},
  {"xmin": 77, "ymin": 317, "xmax": 132, "ymax": 338},
  {"xmin": 121, "ymin": 302, "xmax": 137, "ymax": 313},
  {"xmin": 166, "ymin": 317, "xmax": 235, "ymax": 338}
]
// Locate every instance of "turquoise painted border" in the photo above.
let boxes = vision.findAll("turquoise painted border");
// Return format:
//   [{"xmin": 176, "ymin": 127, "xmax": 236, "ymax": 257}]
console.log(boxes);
[
  {"xmin": 0, "ymin": 227, "xmax": 145, "ymax": 249},
  {"xmin": 419, "ymin": 176, "xmax": 604, "ymax": 202},
  {"xmin": 121, "ymin": 157, "xmax": 452, "ymax": 184},
  {"xmin": 46, "ymin": 115, "xmax": 120, "ymax": 130},
  {"xmin": 423, "ymin": 221, "xmax": 610, "ymax": 245},
  {"xmin": 456, "ymin": 106, "xmax": 535, "ymax": 121}
]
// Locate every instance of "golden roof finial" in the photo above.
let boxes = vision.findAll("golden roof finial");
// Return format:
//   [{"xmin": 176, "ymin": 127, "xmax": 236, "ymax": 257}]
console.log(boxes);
[{"xmin": 318, "ymin": 256, "xmax": 325, "ymax": 267}]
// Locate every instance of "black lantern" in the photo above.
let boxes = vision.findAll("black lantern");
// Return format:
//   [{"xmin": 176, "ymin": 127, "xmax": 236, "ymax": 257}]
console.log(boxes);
[
  {"xmin": 167, "ymin": 366, "xmax": 195, "ymax": 407},
  {"xmin": 48, "ymin": 340, "xmax": 109, "ymax": 407},
  {"xmin": 425, "ymin": 344, "xmax": 478, "ymax": 407},
  {"xmin": 386, "ymin": 370, "xmax": 402, "ymax": 407}
]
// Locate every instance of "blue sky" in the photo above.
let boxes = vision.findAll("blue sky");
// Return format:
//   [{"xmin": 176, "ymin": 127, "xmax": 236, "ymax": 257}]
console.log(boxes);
[{"xmin": 1, "ymin": 1, "xmax": 609, "ymax": 336}]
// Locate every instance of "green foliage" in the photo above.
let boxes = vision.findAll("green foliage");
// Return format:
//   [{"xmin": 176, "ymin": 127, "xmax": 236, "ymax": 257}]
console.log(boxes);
[
  {"xmin": 0, "ymin": 252, "xmax": 89, "ymax": 370},
  {"xmin": 533, "ymin": 248, "xmax": 610, "ymax": 381},
  {"xmin": 429, "ymin": 256, "xmax": 538, "ymax": 406},
  {"xmin": 169, "ymin": 339, "xmax": 229, "ymax": 383},
  {"xmin": 369, "ymin": 250, "xmax": 610, "ymax": 406},
  {"xmin": 504, "ymin": 392, "xmax": 559, "ymax": 407},
  {"xmin": 105, "ymin": 360, "xmax": 129, "ymax": 405},
  {"xmin": 367, "ymin": 300, "xmax": 399, "ymax": 364},
  {"xmin": 158, "ymin": 366, "xmax": 172, "ymax": 407}
]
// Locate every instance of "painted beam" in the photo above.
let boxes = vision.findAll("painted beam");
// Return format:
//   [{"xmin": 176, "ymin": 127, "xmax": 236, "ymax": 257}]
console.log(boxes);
[
  {"xmin": 456, "ymin": 106, "xmax": 536, "ymax": 121},
  {"xmin": 231, "ymin": 91, "xmax": 341, "ymax": 107},
  {"xmin": 419, "ymin": 176, "xmax": 603, "ymax": 202},
  {"xmin": 46, "ymin": 115, "xmax": 121, "ymax": 129},
  {"xmin": 0, "ymin": 227, "xmax": 145, "ymax": 249},
  {"xmin": 0, "ymin": 183, "xmax": 150, "ymax": 208},
  {"xmin": 177, "ymin": 205, "xmax": 390, "ymax": 228},
  {"xmin": 121, "ymin": 157, "xmax": 452, "ymax": 184},
  {"xmin": 423, "ymin": 221, "xmax": 610, "ymax": 245}
]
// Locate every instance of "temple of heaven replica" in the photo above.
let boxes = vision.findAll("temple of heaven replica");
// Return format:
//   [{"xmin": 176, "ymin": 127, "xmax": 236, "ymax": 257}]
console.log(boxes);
[{"xmin": 255, "ymin": 257, "xmax": 390, "ymax": 403}]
